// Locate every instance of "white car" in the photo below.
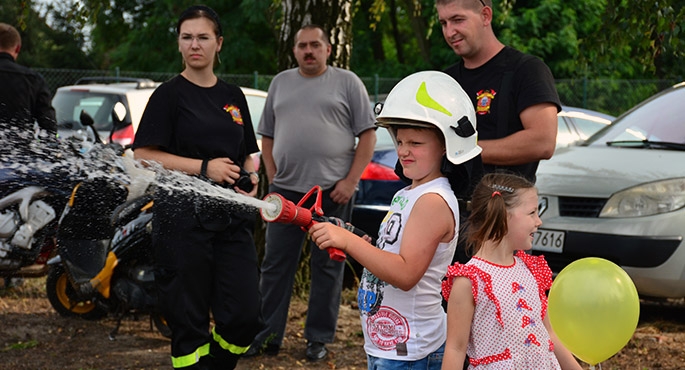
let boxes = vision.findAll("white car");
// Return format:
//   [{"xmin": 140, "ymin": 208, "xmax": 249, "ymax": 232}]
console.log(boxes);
[
  {"xmin": 533, "ymin": 81, "xmax": 685, "ymax": 299},
  {"xmin": 556, "ymin": 105, "xmax": 614, "ymax": 148},
  {"xmin": 243, "ymin": 87, "xmax": 268, "ymax": 150},
  {"xmin": 53, "ymin": 77, "xmax": 161, "ymax": 146}
]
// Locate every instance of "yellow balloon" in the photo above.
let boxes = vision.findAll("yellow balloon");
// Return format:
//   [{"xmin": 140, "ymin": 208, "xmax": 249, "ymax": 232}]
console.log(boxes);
[{"xmin": 548, "ymin": 257, "xmax": 639, "ymax": 365}]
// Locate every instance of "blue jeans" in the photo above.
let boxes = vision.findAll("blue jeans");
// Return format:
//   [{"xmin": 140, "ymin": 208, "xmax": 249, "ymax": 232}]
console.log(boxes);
[{"xmin": 367, "ymin": 343, "xmax": 445, "ymax": 370}]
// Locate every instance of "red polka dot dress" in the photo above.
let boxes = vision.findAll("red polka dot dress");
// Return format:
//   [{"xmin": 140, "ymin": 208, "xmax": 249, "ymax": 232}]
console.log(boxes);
[{"xmin": 442, "ymin": 251, "xmax": 561, "ymax": 369}]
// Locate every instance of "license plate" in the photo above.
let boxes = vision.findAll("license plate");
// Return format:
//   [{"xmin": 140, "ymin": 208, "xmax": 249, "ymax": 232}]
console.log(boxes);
[{"xmin": 533, "ymin": 229, "xmax": 565, "ymax": 253}]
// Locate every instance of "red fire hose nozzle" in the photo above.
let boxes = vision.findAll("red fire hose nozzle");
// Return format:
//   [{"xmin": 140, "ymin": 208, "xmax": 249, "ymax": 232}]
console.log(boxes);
[{"xmin": 260, "ymin": 186, "xmax": 347, "ymax": 262}]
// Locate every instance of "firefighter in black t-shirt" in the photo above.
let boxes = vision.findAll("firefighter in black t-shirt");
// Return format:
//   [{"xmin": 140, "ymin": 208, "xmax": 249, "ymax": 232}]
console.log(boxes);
[
  {"xmin": 131, "ymin": 6, "xmax": 261, "ymax": 370},
  {"xmin": 437, "ymin": 0, "xmax": 561, "ymax": 270},
  {"xmin": 437, "ymin": 0, "xmax": 561, "ymax": 184}
]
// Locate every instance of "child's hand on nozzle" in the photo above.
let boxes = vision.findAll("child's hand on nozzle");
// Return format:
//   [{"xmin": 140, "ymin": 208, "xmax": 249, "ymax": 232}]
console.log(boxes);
[{"xmin": 308, "ymin": 222, "xmax": 352, "ymax": 252}]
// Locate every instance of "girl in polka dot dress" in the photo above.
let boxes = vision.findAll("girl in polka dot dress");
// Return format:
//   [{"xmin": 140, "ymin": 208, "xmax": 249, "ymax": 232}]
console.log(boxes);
[{"xmin": 441, "ymin": 173, "xmax": 582, "ymax": 370}]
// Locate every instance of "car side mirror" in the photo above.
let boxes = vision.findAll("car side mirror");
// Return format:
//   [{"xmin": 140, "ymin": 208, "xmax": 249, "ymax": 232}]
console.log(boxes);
[
  {"xmin": 79, "ymin": 110, "xmax": 94, "ymax": 127},
  {"xmin": 112, "ymin": 102, "xmax": 127, "ymax": 124},
  {"xmin": 79, "ymin": 109, "xmax": 104, "ymax": 144}
]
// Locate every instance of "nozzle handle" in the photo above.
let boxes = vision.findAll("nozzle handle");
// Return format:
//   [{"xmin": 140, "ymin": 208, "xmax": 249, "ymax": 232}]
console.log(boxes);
[
  {"xmin": 310, "ymin": 218, "xmax": 347, "ymax": 262},
  {"xmin": 323, "ymin": 216, "xmax": 370, "ymax": 240},
  {"xmin": 327, "ymin": 247, "xmax": 346, "ymax": 262},
  {"xmin": 317, "ymin": 216, "xmax": 371, "ymax": 262}
]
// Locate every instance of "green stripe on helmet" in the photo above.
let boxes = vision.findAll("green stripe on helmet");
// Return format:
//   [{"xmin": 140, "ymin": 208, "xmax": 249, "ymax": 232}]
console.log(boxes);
[{"xmin": 416, "ymin": 81, "xmax": 452, "ymax": 117}]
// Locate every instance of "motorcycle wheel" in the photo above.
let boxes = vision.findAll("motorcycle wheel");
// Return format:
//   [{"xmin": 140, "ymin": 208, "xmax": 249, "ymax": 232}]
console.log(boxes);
[
  {"xmin": 46, "ymin": 265, "xmax": 107, "ymax": 320},
  {"xmin": 152, "ymin": 313, "xmax": 172, "ymax": 338}
]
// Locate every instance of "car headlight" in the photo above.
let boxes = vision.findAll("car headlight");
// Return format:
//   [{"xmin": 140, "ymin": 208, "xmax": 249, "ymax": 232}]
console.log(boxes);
[{"xmin": 600, "ymin": 178, "xmax": 685, "ymax": 217}]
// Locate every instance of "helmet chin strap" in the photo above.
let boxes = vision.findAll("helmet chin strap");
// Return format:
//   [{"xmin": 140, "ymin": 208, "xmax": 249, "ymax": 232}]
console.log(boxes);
[{"xmin": 441, "ymin": 154, "xmax": 484, "ymax": 200}]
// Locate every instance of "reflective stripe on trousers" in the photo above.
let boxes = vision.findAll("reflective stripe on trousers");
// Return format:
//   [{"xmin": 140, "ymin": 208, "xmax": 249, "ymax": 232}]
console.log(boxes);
[
  {"xmin": 171, "ymin": 343, "xmax": 210, "ymax": 368},
  {"xmin": 171, "ymin": 327, "xmax": 251, "ymax": 368},
  {"xmin": 212, "ymin": 326, "xmax": 250, "ymax": 355}
]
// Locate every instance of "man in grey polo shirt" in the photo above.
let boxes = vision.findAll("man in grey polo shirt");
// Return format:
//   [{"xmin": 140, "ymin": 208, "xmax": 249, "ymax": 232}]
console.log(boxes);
[{"xmin": 249, "ymin": 24, "xmax": 376, "ymax": 361}]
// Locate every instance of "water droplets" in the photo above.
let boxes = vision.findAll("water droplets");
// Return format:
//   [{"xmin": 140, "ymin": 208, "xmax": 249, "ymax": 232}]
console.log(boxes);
[{"xmin": 1, "ymin": 119, "xmax": 274, "ymax": 214}]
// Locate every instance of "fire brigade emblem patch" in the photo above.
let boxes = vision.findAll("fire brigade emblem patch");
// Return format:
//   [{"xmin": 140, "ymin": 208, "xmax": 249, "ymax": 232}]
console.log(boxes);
[
  {"xmin": 224, "ymin": 105, "xmax": 244, "ymax": 125},
  {"xmin": 476, "ymin": 89, "xmax": 496, "ymax": 115}
]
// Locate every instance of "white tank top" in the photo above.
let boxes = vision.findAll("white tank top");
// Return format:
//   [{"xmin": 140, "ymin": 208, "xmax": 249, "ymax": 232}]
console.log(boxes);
[{"xmin": 357, "ymin": 177, "xmax": 459, "ymax": 360}]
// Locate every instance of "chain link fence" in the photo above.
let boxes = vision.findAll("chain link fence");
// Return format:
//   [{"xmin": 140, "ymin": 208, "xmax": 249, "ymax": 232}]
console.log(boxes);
[{"xmin": 36, "ymin": 68, "xmax": 681, "ymax": 117}]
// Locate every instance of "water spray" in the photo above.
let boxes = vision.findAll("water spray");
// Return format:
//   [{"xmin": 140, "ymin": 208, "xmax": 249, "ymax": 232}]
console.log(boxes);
[{"xmin": 260, "ymin": 186, "xmax": 368, "ymax": 262}]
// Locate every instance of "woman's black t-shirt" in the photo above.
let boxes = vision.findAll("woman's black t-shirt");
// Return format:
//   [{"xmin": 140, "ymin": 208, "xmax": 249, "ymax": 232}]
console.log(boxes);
[{"xmin": 132, "ymin": 75, "xmax": 259, "ymax": 166}]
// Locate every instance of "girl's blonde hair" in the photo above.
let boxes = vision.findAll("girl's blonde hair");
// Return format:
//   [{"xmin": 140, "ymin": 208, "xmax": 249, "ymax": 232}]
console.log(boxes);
[{"xmin": 463, "ymin": 172, "xmax": 535, "ymax": 255}]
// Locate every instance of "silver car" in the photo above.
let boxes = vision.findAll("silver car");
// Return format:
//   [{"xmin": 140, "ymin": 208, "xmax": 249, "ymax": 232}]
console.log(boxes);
[
  {"xmin": 533, "ymin": 81, "xmax": 685, "ymax": 299},
  {"xmin": 556, "ymin": 105, "xmax": 614, "ymax": 148}
]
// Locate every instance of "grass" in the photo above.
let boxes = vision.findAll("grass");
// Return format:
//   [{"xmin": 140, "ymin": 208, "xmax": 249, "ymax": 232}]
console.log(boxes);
[{"xmin": 2, "ymin": 339, "xmax": 39, "ymax": 351}]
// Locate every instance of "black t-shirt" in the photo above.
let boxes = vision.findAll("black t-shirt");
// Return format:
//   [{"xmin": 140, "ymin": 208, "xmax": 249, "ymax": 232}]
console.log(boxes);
[
  {"xmin": 132, "ymin": 75, "xmax": 259, "ymax": 166},
  {"xmin": 444, "ymin": 46, "xmax": 561, "ymax": 182}
]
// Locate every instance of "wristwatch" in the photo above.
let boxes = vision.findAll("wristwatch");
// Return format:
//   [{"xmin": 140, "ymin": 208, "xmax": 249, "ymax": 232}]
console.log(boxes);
[{"xmin": 249, "ymin": 171, "xmax": 259, "ymax": 183}]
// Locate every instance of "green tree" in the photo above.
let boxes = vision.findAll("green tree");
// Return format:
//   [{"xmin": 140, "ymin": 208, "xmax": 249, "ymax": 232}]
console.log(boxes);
[
  {"xmin": 351, "ymin": 0, "xmax": 443, "ymax": 77},
  {"xmin": 273, "ymin": 0, "xmax": 356, "ymax": 70},
  {"xmin": 49, "ymin": 0, "xmax": 279, "ymax": 74},
  {"xmin": 351, "ymin": 0, "xmax": 684, "ymax": 81},
  {"xmin": 577, "ymin": 0, "xmax": 684, "ymax": 79},
  {"xmin": 1, "ymin": 0, "xmax": 91, "ymax": 69},
  {"xmin": 13, "ymin": 0, "xmax": 684, "ymax": 87}
]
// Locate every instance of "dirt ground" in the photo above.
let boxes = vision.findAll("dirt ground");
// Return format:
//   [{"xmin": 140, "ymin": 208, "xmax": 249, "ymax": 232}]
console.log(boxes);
[{"xmin": 2, "ymin": 278, "xmax": 685, "ymax": 370}]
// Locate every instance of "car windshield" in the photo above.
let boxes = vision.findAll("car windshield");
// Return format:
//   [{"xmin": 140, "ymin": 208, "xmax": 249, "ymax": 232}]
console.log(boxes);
[
  {"xmin": 586, "ymin": 84, "xmax": 685, "ymax": 148},
  {"xmin": 53, "ymin": 91, "xmax": 122, "ymax": 132}
]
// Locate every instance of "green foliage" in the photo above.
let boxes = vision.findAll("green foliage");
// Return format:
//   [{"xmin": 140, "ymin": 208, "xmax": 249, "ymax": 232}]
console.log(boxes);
[
  {"xmin": 482, "ymin": 0, "xmax": 612, "ymax": 79},
  {"xmin": 1, "ymin": 0, "xmax": 91, "ymax": 68},
  {"xmin": 17, "ymin": 0, "xmax": 684, "ymax": 81},
  {"xmin": 577, "ymin": 0, "xmax": 685, "ymax": 79},
  {"xmin": 351, "ymin": 0, "xmax": 441, "ymax": 77},
  {"xmin": 41, "ymin": 0, "xmax": 279, "ymax": 74}
]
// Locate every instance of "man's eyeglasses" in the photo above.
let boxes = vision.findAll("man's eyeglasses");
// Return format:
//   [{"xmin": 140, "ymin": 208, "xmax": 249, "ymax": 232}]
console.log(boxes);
[
  {"xmin": 478, "ymin": 0, "xmax": 487, "ymax": 7},
  {"xmin": 179, "ymin": 34, "xmax": 216, "ymax": 45}
]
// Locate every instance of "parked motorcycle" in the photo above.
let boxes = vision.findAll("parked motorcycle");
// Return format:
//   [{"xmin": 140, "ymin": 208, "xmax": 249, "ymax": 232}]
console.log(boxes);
[
  {"xmin": 0, "ymin": 182, "xmax": 63, "ymax": 284},
  {"xmin": 45, "ymin": 182, "xmax": 170, "ymax": 339},
  {"xmin": 0, "ymin": 110, "xmax": 111, "ymax": 286},
  {"xmin": 45, "ymin": 118, "xmax": 169, "ymax": 338}
]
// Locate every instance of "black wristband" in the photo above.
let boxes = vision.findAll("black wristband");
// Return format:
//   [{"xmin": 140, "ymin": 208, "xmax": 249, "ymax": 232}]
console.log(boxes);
[{"xmin": 200, "ymin": 158, "xmax": 209, "ymax": 179}]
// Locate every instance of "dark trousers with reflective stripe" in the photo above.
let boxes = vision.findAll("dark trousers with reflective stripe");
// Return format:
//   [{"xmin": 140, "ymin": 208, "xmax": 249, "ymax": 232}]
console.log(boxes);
[{"xmin": 153, "ymin": 193, "xmax": 262, "ymax": 369}]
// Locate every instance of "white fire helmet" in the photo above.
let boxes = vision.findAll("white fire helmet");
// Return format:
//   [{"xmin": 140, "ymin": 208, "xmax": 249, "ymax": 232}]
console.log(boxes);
[{"xmin": 376, "ymin": 70, "xmax": 482, "ymax": 165}]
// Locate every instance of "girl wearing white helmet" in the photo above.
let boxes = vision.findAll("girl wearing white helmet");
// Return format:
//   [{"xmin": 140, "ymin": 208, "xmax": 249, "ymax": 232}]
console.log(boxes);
[{"xmin": 308, "ymin": 71, "xmax": 480, "ymax": 369}]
